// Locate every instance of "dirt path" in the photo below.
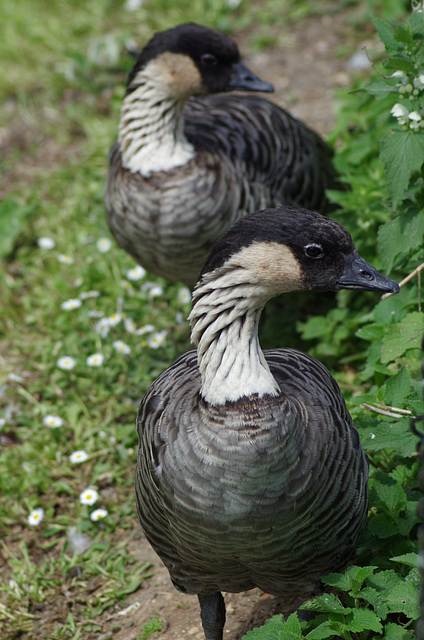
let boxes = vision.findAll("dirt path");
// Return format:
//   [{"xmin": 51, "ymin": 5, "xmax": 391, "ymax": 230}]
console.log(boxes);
[{"xmin": 111, "ymin": 8, "xmax": 371, "ymax": 640}]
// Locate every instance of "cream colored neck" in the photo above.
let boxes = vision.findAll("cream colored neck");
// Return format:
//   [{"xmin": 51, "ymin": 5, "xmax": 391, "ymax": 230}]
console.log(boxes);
[
  {"xmin": 118, "ymin": 75, "xmax": 195, "ymax": 176},
  {"xmin": 189, "ymin": 271, "xmax": 280, "ymax": 406}
]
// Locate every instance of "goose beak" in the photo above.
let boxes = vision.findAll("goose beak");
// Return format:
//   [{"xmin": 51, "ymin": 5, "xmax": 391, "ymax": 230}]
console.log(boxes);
[
  {"xmin": 337, "ymin": 253, "xmax": 399, "ymax": 294},
  {"xmin": 227, "ymin": 62, "xmax": 274, "ymax": 93}
]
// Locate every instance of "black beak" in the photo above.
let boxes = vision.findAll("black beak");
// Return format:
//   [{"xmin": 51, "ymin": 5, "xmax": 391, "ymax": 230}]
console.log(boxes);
[
  {"xmin": 227, "ymin": 62, "xmax": 274, "ymax": 93},
  {"xmin": 337, "ymin": 253, "xmax": 399, "ymax": 294}
]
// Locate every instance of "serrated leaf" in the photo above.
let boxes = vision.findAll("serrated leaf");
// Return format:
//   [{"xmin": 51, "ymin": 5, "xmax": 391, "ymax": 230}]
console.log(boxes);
[
  {"xmin": 372, "ymin": 17, "xmax": 400, "ymax": 54},
  {"xmin": 390, "ymin": 552, "xmax": 418, "ymax": 568},
  {"xmin": 356, "ymin": 323, "xmax": 385, "ymax": 342},
  {"xmin": 359, "ymin": 586, "xmax": 389, "ymax": 619},
  {"xmin": 0, "ymin": 197, "xmax": 38, "ymax": 259},
  {"xmin": 381, "ymin": 311, "xmax": 424, "ymax": 363},
  {"xmin": 384, "ymin": 366, "xmax": 411, "ymax": 406},
  {"xmin": 372, "ymin": 477, "xmax": 407, "ymax": 515},
  {"xmin": 346, "ymin": 565, "xmax": 379, "ymax": 593},
  {"xmin": 377, "ymin": 209, "xmax": 424, "ymax": 271},
  {"xmin": 383, "ymin": 55, "xmax": 415, "ymax": 73},
  {"xmin": 367, "ymin": 513, "xmax": 399, "ymax": 538},
  {"xmin": 321, "ymin": 571, "xmax": 350, "ymax": 590},
  {"xmin": 364, "ymin": 80, "xmax": 398, "ymax": 99},
  {"xmin": 359, "ymin": 418, "xmax": 417, "ymax": 457},
  {"xmin": 380, "ymin": 130, "xmax": 424, "ymax": 205},
  {"xmin": 305, "ymin": 621, "xmax": 340, "ymax": 640},
  {"xmin": 301, "ymin": 593, "xmax": 349, "ymax": 614},
  {"xmin": 382, "ymin": 621, "xmax": 415, "ymax": 639},
  {"xmin": 347, "ymin": 608, "xmax": 383, "ymax": 633},
  {"xmin": 386, "ymin": 581, "xmax": 419, "ymax": 618},
  {"xmin": 242, "ymin": 613, "xmax": 303, "ymax": 640},
  {"xmin": 367, "ymin": 569, "xmax": 404, "ymax": 593},
  {"xmin": 393, "ymin": 23, "xmax": 414, "ymax": 45}
]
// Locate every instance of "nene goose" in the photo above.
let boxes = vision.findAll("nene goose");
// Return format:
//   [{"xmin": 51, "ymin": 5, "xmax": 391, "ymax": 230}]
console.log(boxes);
[
  {"xmin": 106, "ymin": 23, "xmax": 342, "ymax": 287},
  {"xmin": 135, "ymin": 205, "xmax": 399, "ymax": 640}
]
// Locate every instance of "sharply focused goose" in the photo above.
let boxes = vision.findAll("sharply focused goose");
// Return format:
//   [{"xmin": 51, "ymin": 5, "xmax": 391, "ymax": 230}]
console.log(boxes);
[
  {"xmin": 106, "ymin": 23, "xmax": 342, "ymax": 287},
  {"xmin": 135, "ymin": 205, "xmax": 399, "ymax": 640}
]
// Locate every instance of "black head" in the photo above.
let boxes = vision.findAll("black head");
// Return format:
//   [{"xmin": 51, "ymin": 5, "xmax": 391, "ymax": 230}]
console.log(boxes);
[
  {"xmin": 199, "ymin": 205, "xmax": 399, "ymax": 295},
  {"xmin": 126, "ymin": 23, "xmax": 273, "ymax": 95}
]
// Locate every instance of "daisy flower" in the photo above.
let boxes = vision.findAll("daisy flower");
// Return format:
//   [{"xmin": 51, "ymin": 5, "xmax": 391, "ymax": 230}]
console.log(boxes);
[
  {"xmin": 57, "ymin": 356, "xmax": 76, "ymax": 370},
  {"xmin": 90, "ymin": 508, "xmax": 108, "ymax": 521},
  {"xmin": 70, "ymin": 450, "xmax": 88, "ymax": 464},
  {"xmin": 80, "ymin": 488, "xmax": 99, "ymax": 506},
  {"xmin": 80, "ymin": 290, "xmax": 100, "ymax": 300},
  {"xmin": 121, "ymin": 280, "xmax": 135, "ymax": 294},
  {"xmin": 58, "ymin": 254, "xmax": 74, "ymax": 265},
  {"xmin": 61, "ymin": 298, "xmax": 82, "ymax": 311},
  {"xmin": 28, "ymin": 508, "xmax": 44, "ymax": 526},
  {"xmin": 87, "ymin": 353, "xmax": 104, "ymax": 367},
  {"xmin": 113, "ymin": 340, "xmax": 131, "ymax": 354},
  {"xmin": 124, "ymin": 317, "xmax": 137, "ymax": 334},
  {"xmin": 43, "ymin": 415, "xmax": 63, "ymax": 428},
  {"xmin": 126, "ymin": 265, "xmax": 146, "ymax": 281},
  {"xmin": 95, "ymin": 318, "xmax": 110, "ymax": 337},
  {"xmin": 107, "ymin": 313, "xmax": 122, "ymax": 327},
  {"xmin": 96, "ymin": 238, "xmax": 112, "ymax": 253},
  {"xmin": 148, "ymin": 285, "xmax": 164, "ymax": 299},
  {"xmin": 136, "ymin": 324, "xmax": 155, "ymax": 335},
  {"xmin": 38, "ymin": 237, "xmax": 55, "ymax": 249},
  {"xmin": 177, "ymin": 287, "xmax": 191, "ymax": 304},
  {"xmin": 147, "ymin": 330, "xmax": 167, "ymax": 349}
]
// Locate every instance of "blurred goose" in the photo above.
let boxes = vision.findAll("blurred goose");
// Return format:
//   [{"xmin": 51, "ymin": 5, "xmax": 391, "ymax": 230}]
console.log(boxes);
[
  {"xmin": 106, "ymin": 23, "xmax": 342, "ymax": 287},
  {"xmin": 135, "ymin": 205, "xmax": 399, "ymax": 640}
]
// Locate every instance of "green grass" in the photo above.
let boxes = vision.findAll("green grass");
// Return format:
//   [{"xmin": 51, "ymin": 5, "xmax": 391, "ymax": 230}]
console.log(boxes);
[{"xmin": 0, "ymin": 0, "xmax": 420, "ymax": 638}]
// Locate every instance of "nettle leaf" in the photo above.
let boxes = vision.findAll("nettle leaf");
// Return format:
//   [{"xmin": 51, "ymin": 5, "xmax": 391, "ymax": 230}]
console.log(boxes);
[
  {"xmin": 381, "ymin": 311, "xmax": 424, "ymax": 363},
  {"xmin": 391, "ymin": 552, "xmax": 418, "ymax": 569},
  {"xmin": 377, "ymin": 210, "xmax": 424, "ymax": 271},
  {"xmin": 359, "ymin": 586, "xmax": 389, "ymax": 620},
  {"xmin": 371, "ymin": 477, "xmax": 407, "ymax": 516},
  {"xmin": 386, "ymin": 580, "xmax": 420, "ymax": 619},
  {"xmin": 301, "ymin": 593, "xmax": 349, "ymax": 614},
  {"xmin": 393, "ymin": 23, "xmax": 414, "ymax": 46},
  {"xmin": 242, "ymin": 613, "xmax": 303, "ymax": 639},
  {"xmin": 346, "ymin": 608, "xmax": 383, "ymax": 633},
  {"xmin": 356, "ymin": 323, "xmax": 385, "ymax": 342},
  {"xmin": 364, "ymin": 80, "xmax": 398, "ymax": 99},
  {"xmin": 367, "ymin": 513, "xmax": 399, "ymax": 538},
  {"xmin": 372, "ymin": 17, "xmax": 401, "ymax": 54},
  {"xmin": 384, "ymin": 54, "xmax": 416, "ymax": 73},
  {"xmin": 380, "ymin": 130, "xmax": 424, "ymax": 205},
  {"xmin": 359, "ymin": 418, "xmax": 417, "ymax": 457},
  {"xmin": 383, "ymin": 366, "xmax": 411, "ymax": 406},
  {"xmin": 305, "ymin": 620, "xmax": 340, "ymax": 640},
  {"xmin": 382, "ymin": 621, "xmax": 415, "ymax": 639}
]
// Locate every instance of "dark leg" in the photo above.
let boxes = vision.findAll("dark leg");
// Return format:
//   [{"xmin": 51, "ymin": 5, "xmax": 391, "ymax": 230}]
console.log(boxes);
[{"xmin": 198, "ymin": 592, "xmax": 226, "ymax": 640}]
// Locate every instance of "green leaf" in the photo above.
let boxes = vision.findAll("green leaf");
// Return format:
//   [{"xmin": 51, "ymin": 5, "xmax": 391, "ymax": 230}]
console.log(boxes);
[
  {"xmin": 384, "ymin": 55, "xmax": 415, "ymax": 73},
  {"xmin": 364, "ymin": 80, "xmax": 398, "ymax": 99},
  {"xmin": 359, "ymin": 418, "xmax": 417, "ymax": 457},
  {"xmin": 381, "ymin": 311, "xmax": 424, "ymax": 363},
  {"xmin": 301, "ymin": 593, "xmax": 349, "ymax": 614},
  {"xmin": 0, "ymin": 197, "xmax": 38, "ymax": 259},
  {"xmin": 377, "ymin": 210, "xmax": 424, "ymax": 271},
  {"xmin": 382, "ymin": 622, "xmax": 415, "ymax": 639},
  {"xmin": 393, "ymin": 23, "xmax": 414, "ymax": 46},
  {"xmin": 372, "ymin": 17, "xmax": 400, "ymax": 54},
  {"xmin": 386, "ymin": 580, "xmax": 420, "ymax": 619},
  {"xmin": 384, "ymin": 366, "xmax": 411, "ymax": 406},
  {"xmin": 359, "ymin": 586, "xmax": 389, "ymax": 620},
  {"xmin": 367, "ymin": 513, "xmax": 400, "ymax": 538},
  {"xmin": 242, "ymin": 613, "xmax": 304, "ymax": 639},
  {"xmin": 390, "ymin": 552, "xmax": 418, "ymax": 568},
  {"xmin": 380, "ymin": 130, "xmax": 424, "ymax": 205},
  {"xmin": 356, "ymin": 323, "xmax": 385, "ymax": 342},
  {"xmin": 305, "ymin": 621, "xmax": 341, "ymax": 640},
  {"xmin": 372, "ymin": 477, "xmax": 407, "ymax": 516},
  {"xmin": 347, "ymin": 608, "xmax": 383, "ymax": 633}
]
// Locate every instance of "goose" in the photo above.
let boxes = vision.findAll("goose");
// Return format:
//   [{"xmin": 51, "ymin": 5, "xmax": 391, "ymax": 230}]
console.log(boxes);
[
  {"xmin": 135, "ymin": 205, "xmax": 399, "ymax": 640},
  {"xmin": 105, "ymin": 23, "xmax": 342, "ymax": 287}
]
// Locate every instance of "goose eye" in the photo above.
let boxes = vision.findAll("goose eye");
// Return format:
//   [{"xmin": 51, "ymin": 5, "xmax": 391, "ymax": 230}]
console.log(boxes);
[
  {"xmin": 201, "ymin": 53, "xmax": 218, "ymax": 66},
  {"xmin": 304, "ymin": 243, "xmax": 324, "ymax": 259}
]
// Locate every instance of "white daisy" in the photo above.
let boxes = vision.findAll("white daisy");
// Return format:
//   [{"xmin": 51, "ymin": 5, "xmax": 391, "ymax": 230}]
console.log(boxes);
[
  {"xmin": 113, "ymin": 340, "xmax": 131, "ymax": 354},
  {"xmin": 136, "ymin": 324, "xmax": 155, "ymax": 335},
  {"xmin": 90, "ymin": 508, "xmax": 108, "ymax": 521},
  {"xmin": 96, "ymin": 238, "xmax": 112, "ymax": 253},
  {"xmin": 57, "ymin": 356, "xmax": 76, "ymax": 370},
  {"xmin": 43, "ymin": 415, "xmax": 63, "ymax": 428},
  {"xmin": 28, "ymin": 508, "xmax": 44, "ymax": 526},
  {"xmin": 177, "ymin": 287, "xmax": 191, "ymax": 304},
  {"xmin": 58, "ymin": 254, "xmax": 74, "ymax": 265},
  {"xmin": 95, "ymin": 318, "xmax": 110, "ymax": 337},
  {"xmin": 147, "ymin": 330, "xmax": 167, "ymax": 349},
  {"xmin": 87, "ymin": 353, "xmax": 104, "ymax": 367},
  {"xmin": 124, "ymin": 318, "xmax": 137, "ymax": 334},
  {"xmin": 80, "ymin": 488, "xmax": 99, "ymax": 506},
  {"xmin": 126, "ymin": 265, "xmax": 146, "ymax": 281},
  {"xmin": 70, "ymin": 450, "xmax": 88, "ymax": 464},
  {"xmin": 148, "ymin": 285, "xmax": 164, "ymax": 299},
  {"xmin": 61, "ymin": 298, "xmax": 82, "ymax": 311},
  {"xmin": 38, "ymin": 237, "xmax": 55, "ymax": 249},
  {"xmin": 107, "ymin": 313, "xmax": 122, "ymax": 327}
]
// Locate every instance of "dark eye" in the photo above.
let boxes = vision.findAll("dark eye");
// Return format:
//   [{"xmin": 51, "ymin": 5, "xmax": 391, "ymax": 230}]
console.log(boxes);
[
  {"xmin": 201, "ymin": 53, "xmax": 218, "ymax": 66},
  {"xmin": 304, "ymin": 243, "xmax": 324, "ymax": 259}
]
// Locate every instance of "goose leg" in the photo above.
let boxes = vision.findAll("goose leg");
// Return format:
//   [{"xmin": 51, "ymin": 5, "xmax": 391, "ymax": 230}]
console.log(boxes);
[{"xmin": 198, "ymin": 592, "xmax": 226, "ymax": 640}]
